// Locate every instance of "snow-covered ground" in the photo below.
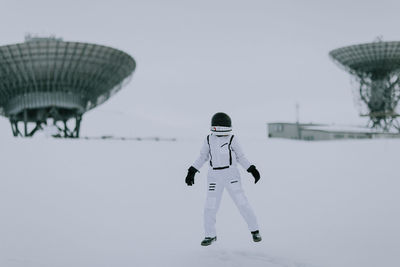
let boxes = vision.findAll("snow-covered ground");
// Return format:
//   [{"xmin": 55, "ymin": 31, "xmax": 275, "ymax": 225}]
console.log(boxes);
[{"xmin": 0, "ymin": 136, "xmax": 399, "ymax": 267}]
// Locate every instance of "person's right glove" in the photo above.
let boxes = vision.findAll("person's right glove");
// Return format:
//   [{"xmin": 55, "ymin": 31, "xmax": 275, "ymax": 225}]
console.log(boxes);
[
  {"xmin": 185, "ymin": 166, "xmax": 198, "ymax": 186},
  {"xmin": 247, "ymin": 165, "xmax": 260, "ymax": 184}
]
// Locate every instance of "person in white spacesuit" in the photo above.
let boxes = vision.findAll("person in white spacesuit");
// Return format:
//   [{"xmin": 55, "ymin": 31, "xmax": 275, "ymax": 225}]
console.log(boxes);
[{"xmin": 185, "ymin": 112, "xmax": 261, "ymax": 246}]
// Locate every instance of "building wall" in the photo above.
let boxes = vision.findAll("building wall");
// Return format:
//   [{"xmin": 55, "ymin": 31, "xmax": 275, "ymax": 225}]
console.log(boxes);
[
  {"xmin": 299, "ymin": 129, "xmax": 372, "ymax": 141},
  {"xmin": 268, "ymin": 123, "xmax": 300, "ymax": 139},
  {"xmin": 267, "ymin": 122, "xmax": 400, "ymax": 141}
]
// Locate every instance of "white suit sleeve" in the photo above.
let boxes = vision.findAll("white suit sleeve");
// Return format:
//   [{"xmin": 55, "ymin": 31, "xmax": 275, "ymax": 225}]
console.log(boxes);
[
  {"xmin": 192, "ymin": 138, "xmax": 210, "ymax": 170},
  {"xmin": 231, "ymin": 137, "xmax": 252, "ymax": 170}
]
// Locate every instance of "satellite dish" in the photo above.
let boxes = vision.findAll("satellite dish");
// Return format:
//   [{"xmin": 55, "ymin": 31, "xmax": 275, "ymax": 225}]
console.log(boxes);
[{"xmin": 330, "ymin": 41, "xmax": 400, "ymax": 132}]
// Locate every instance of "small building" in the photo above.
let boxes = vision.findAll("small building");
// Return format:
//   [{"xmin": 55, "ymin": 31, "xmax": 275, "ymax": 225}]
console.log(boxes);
[{"xmin": 267, "ymin": 122, "xmax": 400, "ymax": 141}]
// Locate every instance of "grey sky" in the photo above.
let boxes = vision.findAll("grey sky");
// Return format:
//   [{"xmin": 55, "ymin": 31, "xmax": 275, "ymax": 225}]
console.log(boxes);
[{"xmin": 1, "ymin": 0, "xmax": 400, "ymax": 139}]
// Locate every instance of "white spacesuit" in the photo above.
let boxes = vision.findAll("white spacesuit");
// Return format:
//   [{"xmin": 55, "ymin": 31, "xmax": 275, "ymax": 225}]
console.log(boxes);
[
  {"xmin": 193, "ymin": 133, "xmax": 259, "ymax": 237},
  {"xmin": 186, "ymin": 112, "xmax": 261, "ymax": 246}
]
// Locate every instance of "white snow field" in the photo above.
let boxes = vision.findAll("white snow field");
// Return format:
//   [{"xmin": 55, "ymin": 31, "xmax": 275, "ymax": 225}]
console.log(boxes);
[{"xmin": 0, "ymin": 136, "xmax": 399, "ymax": 267}]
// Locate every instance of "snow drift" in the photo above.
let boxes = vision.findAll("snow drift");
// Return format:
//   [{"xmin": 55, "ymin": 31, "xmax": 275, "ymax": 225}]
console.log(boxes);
[{"xmin": 0, "ymin": 136, "xmax": 399, "ymax": 267}]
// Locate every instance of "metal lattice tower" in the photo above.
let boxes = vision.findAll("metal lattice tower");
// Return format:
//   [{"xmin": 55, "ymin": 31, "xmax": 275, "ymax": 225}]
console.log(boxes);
[
  {"xmin": 0, "ymin": 36, "xmax": 136, "ymax": 137},
  {"xmin": 330, "ymin": 40, "xmax": 400, "ymax": 132}
]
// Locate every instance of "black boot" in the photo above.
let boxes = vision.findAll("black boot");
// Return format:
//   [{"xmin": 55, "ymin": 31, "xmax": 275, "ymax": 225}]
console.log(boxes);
[
  {"xmin": 201, "ymin": 236, "xmax": 217, "ymax": 246},
  {"xmin": 251, "ymin": 230, "xmax": 262, "ymax": 242}
]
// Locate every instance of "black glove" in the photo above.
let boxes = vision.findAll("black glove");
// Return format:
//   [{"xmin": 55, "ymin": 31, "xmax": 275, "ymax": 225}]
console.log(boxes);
[
  {"xmin": 185, "ymin": 166, "xmax": 198, "ymax": 186},
  {"xmin": 247, "ymin": 165, "xmax": 260, "ymax": 184}
]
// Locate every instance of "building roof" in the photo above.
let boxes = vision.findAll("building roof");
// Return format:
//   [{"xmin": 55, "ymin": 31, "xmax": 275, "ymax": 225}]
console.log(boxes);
[{"xmin": 302, "ymin": 125, "xmax": 382, "ymax": 134}]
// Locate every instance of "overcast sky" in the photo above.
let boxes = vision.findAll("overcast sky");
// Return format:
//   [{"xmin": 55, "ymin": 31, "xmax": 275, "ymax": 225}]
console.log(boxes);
[{"xmin": 1, "ymin": 0, "xmax": 400, "ymax": 139}]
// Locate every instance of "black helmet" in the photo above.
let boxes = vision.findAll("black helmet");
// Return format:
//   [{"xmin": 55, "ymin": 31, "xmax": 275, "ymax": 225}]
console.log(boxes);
[{"xmin": 211, "ymin": 112, "xmax": 232, "ymax": 133}]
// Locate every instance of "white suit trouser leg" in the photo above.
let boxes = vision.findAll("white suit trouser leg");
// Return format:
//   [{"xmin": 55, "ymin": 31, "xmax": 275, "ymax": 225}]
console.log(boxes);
[{"xmin": 204, "ymin": 168, "xmax": 259, "ymax": 237}]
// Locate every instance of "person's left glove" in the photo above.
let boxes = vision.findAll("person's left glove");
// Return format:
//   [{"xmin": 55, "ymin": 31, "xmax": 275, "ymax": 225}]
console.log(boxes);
[
  {"xmin": 247, "ymin": 165, "xmax": 260, "ymax": 184},
  {"xmin": 185, "ymin": 166, "xmax": 198, "ymax": 186}
]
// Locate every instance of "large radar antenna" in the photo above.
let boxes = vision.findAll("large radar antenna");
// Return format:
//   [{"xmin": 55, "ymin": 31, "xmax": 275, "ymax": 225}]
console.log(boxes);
[
  {"xmin": 0, "ymin": 37, "xmax": 135, "ymax": 138},
  {"xmin": 330, "ymin": 40, "xmax": 400, "ymax": 132}
]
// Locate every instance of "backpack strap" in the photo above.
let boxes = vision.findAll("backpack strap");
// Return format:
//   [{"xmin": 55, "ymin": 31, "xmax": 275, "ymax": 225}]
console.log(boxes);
[
  {"xmin": 228, "ymin": 135, "xmax": 234, "ymax": 165},
  {"xmin": 207, "ymin": 135, "xmax": 213, "ymax": 167}
]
